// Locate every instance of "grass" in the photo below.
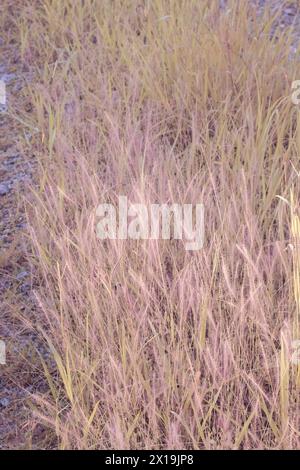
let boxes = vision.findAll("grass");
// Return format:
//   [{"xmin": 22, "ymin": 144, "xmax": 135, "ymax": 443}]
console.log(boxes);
[{"xmin": 2, "ymin": 0, "xmax": 300, "ymax": 449}]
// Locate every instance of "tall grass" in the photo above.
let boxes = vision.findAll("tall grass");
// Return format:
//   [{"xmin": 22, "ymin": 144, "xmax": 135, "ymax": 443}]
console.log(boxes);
[{"xmin": 6, "ymin": 0, "xmax": 300, "ymax": 448}]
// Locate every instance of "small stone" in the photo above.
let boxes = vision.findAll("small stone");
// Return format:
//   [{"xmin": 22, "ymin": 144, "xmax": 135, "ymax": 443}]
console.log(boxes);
[
  {"xmin": 0, "ymin": 183, "xmax": 9, "ymax": 196},
  {"xmin": 20, "ymin": 283, "xmax": 30, "ymax": 294},
  {"xmin": 0, "ymin": 398, "xmax": 10, "ymax": 407},
  {"xmin": 16, "ymin": 271, "xmax": 28, "ymax": 280}
]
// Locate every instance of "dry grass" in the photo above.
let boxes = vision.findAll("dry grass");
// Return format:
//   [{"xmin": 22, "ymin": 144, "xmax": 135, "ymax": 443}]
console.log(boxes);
[{"xmin": 2, "ymin": 0, "xmax": 300, "ymax": 449}]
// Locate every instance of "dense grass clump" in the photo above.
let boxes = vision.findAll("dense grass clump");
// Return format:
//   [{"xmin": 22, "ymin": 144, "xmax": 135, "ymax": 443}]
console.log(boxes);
[{"xmin": 4, "ymin": 0, "xmax": 300, "ymax": 449}]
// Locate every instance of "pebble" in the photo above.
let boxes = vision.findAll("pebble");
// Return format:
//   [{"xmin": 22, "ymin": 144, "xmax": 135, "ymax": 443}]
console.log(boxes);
[
  {"xmin": 16, "ymin": 271, "xmax": 28, "ymax": 280},
  {"xmin": 0, "ymin": 398, "xmax": 10, "ymax": 408},
  {"xmin": 0, "ymin": 183, "xmax": 9, "ymax": 196}
]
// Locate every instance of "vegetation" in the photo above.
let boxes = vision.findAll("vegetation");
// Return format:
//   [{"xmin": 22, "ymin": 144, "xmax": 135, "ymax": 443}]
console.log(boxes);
[{"xmin": 1, "ymin": 0, "xmax": 300, "ymax": 449}]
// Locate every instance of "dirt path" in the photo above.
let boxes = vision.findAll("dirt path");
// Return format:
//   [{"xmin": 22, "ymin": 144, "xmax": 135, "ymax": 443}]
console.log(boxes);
[{"xmin": 0, "ymin": 21, "xmax": 40, "ymax": 449}]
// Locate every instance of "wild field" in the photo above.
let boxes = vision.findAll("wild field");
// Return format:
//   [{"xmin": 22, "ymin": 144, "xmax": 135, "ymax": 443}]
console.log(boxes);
[{"xmin": 1, "ymin": 0, "xmax": 300, "ymax": 449}]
